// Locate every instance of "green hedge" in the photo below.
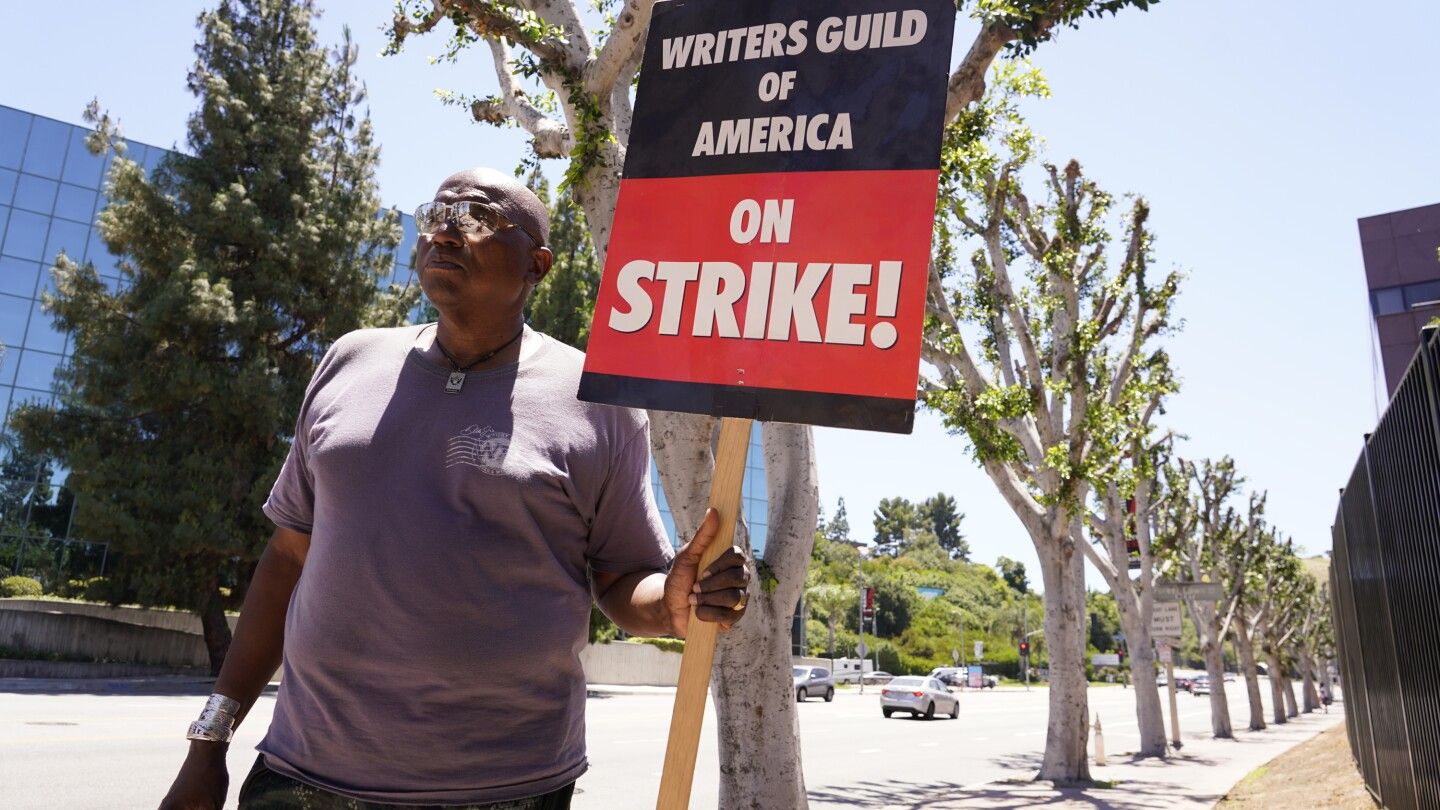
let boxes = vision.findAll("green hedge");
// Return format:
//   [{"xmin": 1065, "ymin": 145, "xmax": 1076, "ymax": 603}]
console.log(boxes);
[{"xmin": 0, "ymin": 575, "xmax": 44, "ymax": 598}]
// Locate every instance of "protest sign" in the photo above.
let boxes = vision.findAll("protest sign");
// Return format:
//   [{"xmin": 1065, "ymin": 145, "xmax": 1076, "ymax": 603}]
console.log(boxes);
[{"xmin": 580, "ymin": 0, "xmax": 956, "ymax": 434}]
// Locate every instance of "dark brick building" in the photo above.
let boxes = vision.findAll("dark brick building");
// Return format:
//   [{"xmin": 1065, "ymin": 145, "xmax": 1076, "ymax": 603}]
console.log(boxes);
[{"xmin": 1360, "ymin": 202, "xmax": 1440, "ymax": 395}]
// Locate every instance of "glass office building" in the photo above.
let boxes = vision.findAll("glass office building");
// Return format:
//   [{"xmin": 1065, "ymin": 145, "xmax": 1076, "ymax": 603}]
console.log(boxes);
[{"xmin": 0, "ymin": 103, "xmax": 766, "ymax": 583}]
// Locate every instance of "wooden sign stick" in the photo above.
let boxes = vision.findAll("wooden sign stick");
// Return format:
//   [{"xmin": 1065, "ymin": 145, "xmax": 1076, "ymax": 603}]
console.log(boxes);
[{"xmin": 655, "ymin": 416, "xmax": 754, "ymax": 810}]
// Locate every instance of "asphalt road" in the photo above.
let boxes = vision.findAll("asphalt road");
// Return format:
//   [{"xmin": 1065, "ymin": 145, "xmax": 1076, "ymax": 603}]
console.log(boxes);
[{"xmin": 1, "ymin": 675, "xmax": 1285, "ymax": 809}]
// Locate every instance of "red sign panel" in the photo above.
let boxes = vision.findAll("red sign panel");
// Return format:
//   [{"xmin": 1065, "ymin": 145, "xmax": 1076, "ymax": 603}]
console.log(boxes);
[{"xmin": 579, "ymin": 0, "xmax": 956, "ymax": 433}]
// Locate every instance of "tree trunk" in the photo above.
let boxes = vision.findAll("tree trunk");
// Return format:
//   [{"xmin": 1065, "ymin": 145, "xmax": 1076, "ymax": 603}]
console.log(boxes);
[
  {"xmin": 650, "ymin": 413, "xmax": 819, "ymax": 808},
  {"xmin": 1201, "ymin": 631, "xmax": 1233, "ymax": 738},
  {"xmin": 1231, "ymin": 616, "xmax": 1266, "ymax": 731},
  {"xmin": 198, "ymin": 578, "xmax": 232, "ymax": 676},
  {"xmin": 1035, "ymin": 536, "xmax": 1091, "ymax": 784},
  {"xmin": 1113, "ymin": 590, "xmax": 1166, "ymax": 757},
  {"xmin": 1301, "ymin": 651, "xmax": 1320, "ymax": 713},
  {"xmin": 714, "ymin": 422, "xmax": 818, "ymax": 809},
  {"xmin": 1265, "ymin": 648, "xmax": 1287, "ymax": 725},
  {"xmin": 1283, "ymin": 674, "xmax": 1298, "ymax": 718}
]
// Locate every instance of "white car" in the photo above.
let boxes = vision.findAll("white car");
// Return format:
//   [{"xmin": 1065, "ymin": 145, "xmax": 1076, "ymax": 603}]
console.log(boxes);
[{"xmin": 880, "ymin": 676, "xmax": 959, "ymax": 720}]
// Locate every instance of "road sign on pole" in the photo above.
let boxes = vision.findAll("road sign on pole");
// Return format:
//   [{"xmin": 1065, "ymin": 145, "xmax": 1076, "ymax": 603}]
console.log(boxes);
[
  {"xmin": 856, "ymin": 639, "xmax": 870, "ymax": 659},
  {"xmin": 974, "ymin": 640, "xmax": 984, "ymax": 661},
  {"xmin": 1149, "ymin": 602, "xmax": 1183, "ymax": 638},
  {"xmin": 1155, "ymin": 580, "xmax": 1223, "ymax": 602},
  {"xmin": 951, "ymin": 648, "xmax": 960, "ymax": 666}
]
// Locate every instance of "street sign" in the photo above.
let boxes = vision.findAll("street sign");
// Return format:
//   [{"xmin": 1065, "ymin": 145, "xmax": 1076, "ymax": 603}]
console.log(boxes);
[
  {"xmin": 1149, "ymin": 601, "xmax": 1182, "ymax": 638},
  {"xmin": 1155, "ymin": 580, "xmax": 1224, "ymax": 602},
  {"xmin": 1091, "ymin": 653, "xmax": 1121, "ymax": 667},
  {"xmin": 951, "ymin": 648, "xmax": 960, "ymax": 665},
  {"xmin": 1156, "ymin": 643, "xmax": 1172, "ymax": 665},
  {"xmin": 967, "ymin": 665, "xmax": 983, "ymax": 689},
  {"xmin": 856, "ymin": 639, "xmax": 869, "ymax": 658},
  {"xmin": 974, "ymin": 640, "xmax": 984, "ymax": 660},
  {"xmin": 578, "ymin": 0, "xmax": 958, "ymax": 434}
]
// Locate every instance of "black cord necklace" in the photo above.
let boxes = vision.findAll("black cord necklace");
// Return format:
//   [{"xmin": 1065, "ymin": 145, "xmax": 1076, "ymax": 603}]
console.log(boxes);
[{"xmin": 433, "ymin": 326, "xmax": 525, "ymax": 394}]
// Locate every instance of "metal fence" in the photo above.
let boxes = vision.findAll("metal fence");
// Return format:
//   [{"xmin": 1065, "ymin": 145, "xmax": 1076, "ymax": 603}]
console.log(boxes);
[{"xmin": 1332, "ymin": 325, "xmax": 1440, "ymax": 810}]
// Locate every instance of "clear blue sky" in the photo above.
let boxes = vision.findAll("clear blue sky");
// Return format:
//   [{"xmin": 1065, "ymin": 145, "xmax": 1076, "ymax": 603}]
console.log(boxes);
[{"xmin": 4, "ymin": 1, "xmax": 1437, "ymax": 591}]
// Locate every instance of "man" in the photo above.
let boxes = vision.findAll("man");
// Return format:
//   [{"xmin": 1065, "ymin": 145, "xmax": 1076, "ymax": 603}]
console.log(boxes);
[{"xmin": 159, "ymin": 168, "xmax": 752, "ymax": 809}]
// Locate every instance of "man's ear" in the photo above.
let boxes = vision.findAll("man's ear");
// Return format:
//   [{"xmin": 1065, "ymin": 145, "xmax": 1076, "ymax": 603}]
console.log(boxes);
[{"xmin": 528, "ymin": 246, "xmax": 554, "ymax": 285}]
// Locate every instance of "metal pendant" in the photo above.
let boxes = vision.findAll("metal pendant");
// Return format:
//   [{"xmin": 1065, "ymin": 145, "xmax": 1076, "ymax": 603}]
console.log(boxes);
[{"xmin": 446, "ymin": 372, "xmax": 465, "ymax": 394}]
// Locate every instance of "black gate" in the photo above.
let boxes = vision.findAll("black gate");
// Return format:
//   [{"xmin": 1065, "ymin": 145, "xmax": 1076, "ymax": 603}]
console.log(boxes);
[{"xmin": 1333, "ymin": 325, "xmax": 1440, "ymax": 809}]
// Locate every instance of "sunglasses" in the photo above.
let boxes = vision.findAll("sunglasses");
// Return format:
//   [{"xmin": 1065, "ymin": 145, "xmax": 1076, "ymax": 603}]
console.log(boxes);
[{"xmin": 414, "ymin": 201, "xmax": 537, "ymax": 243}]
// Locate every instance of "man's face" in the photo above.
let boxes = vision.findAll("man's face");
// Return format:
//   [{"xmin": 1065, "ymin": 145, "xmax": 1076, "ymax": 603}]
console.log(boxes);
[{"xmin": 415, "ymin": 170, "xmax": 550, "ymax": 319}]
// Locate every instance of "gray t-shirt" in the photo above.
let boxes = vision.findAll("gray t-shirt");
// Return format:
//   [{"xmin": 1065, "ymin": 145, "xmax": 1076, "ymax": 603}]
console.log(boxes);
[{"xmin": 258, "ymin": 325, "xmax": 672, "ymax": 805}]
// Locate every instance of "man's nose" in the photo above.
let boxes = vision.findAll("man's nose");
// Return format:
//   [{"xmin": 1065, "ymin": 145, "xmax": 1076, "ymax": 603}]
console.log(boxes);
[{"xmin": 429, "ymin": 221, "xmax": 464, "ymax": 246}]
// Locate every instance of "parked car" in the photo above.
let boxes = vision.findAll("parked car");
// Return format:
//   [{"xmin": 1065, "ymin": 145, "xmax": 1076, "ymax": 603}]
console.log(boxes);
[
  {"xmin": 1223, "ymin": 672, "xmax": 1236, "ymax": 683},
  {"xmin": 1191, "ymin": 675, "xmax": 1211, "ymax": 695},
  {"xmin": 1175, "ymin": 675, "xmax": 1194, "ymax": 692},
  {"xmin": 929, "ymin": 667, "xmax": 995, "ymax": 688},
  {"xmin": 929, "ymin": 667, "xmax": 966, "ymax": 686},
  {"xmin": 861, "ymin": 670, "xmax": 895, "ymax": 685},
  {"xmin": 1156, "ymin": 670, "xmax": 1167, "ymax": 687},
  {"xmin": 880, "ymin": 676, "xmax": 959, "ymax": 719},
  {"xmin": 793, "ymin": 666, "xmax": 835, "ymax": 702}
]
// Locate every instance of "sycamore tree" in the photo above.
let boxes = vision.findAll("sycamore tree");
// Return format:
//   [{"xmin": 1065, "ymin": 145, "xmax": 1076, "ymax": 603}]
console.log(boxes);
[
  {"xmin": 388, "ymin": 0, "xmax": 1159, "ymax": 800},
  {"xmin": 1251, "ymin": 533, "xmax": 1310, "ymax": 725},
  {"xmin": 10, "ymin": 0, "xmax": 415, "ymax": 673},
  {"xmin": 1080, "ymin": 428, "xmax": 1176, "ymax": 758},
  {"xmin": 1297, "ymin": 579, "xmax": 1334, "ymax": 712},
  {"xmin": 921, "ymin": 65, "xmax": 1179, "ymax": 780}
]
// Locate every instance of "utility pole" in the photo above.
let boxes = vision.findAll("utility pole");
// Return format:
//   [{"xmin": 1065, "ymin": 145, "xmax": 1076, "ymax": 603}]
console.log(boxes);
[
  {"xmin": 857, "ymin": 585, "xmax": 866, "ymax": 695},
  {"xmin": 1022, "ymin": 598, "xmax": 1030, "ymax": 691}
]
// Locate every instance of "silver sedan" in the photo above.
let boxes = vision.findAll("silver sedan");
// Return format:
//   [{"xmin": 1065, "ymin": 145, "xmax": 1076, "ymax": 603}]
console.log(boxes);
[{"xmin": 880, "ymin": 676, "xmax": 959, "ymax": 720}]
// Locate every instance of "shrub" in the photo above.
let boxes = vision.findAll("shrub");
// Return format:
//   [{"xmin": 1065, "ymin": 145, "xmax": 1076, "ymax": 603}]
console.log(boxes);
[
  {"xmin": 0, "ymin": 575, "xmax": 44, "ymax": 598},
  {"xmin": 625, "ymin": 637, "xmax": 685, "ymax": 654}
]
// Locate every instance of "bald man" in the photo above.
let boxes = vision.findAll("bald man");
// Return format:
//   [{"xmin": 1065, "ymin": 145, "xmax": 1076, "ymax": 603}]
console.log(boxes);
[{"xmin": 158, "ymin": 169, "xmax": 752, "ymax": 810}]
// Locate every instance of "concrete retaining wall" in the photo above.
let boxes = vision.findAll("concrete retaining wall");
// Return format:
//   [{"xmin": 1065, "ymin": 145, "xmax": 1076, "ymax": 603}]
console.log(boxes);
[
  {"xmin": 580, "ymin": 642, "xmax": 682, "ymax": 686},
  {"xmin": 0, "ymin": 659, "xmax": 208, "ymax": 679},
  {"xmin": 0, "ymin": 599, "xmax": 238, "ymax": 633},
  {"xmin": 0, "ymin": 609, "xmax": 210, "ymax": 667}
]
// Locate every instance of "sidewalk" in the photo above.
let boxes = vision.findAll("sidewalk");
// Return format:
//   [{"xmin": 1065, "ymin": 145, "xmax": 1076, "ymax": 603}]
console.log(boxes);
[{"xmin": 818, "ymin": 708, "xmax": 1345, "ymax": 809}]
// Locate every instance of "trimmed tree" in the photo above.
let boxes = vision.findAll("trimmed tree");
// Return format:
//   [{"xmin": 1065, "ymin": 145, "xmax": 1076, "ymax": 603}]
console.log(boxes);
[
  {"xmin": 9, "ymin": 0, "xmax": 415, "ymax": 673},
  {"xmin": 921, "ymin": 65, "xmax": 1179, "ymax": 780}
]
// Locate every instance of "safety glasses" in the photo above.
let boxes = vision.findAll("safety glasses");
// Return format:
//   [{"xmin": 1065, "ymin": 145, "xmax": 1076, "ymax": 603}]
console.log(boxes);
[{"xmin": 414, "ymin": 201, "xmax": 526, "ymax": 239}]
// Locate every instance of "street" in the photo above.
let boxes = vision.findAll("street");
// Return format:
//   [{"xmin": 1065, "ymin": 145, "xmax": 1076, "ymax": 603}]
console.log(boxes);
[{"xmin": 0, "ymin": 676, "xmax": 1308, "ymax": 808}]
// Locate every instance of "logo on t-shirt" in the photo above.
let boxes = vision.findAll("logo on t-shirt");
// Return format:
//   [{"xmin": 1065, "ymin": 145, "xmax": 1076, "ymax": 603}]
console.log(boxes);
[{"xmin": 445, "ymin": 425, "xmax": 511, "ymax": 475}]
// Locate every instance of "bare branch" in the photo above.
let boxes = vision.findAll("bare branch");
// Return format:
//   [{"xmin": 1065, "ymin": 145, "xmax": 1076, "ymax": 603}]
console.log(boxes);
[
  {"xmin": 485, "ymin": 37, "xmax": 571, "ymax": 157},
  {"xmin": 514, "ymin": 0, "xmax": 591, "ymax": 66},
  {"xmin": 944, "ymin": 23, "xmax": 1011, "ymax": 123},
  {"xmin": 587, "ymin": 0, "xmax": 655, "ymax": 96}
]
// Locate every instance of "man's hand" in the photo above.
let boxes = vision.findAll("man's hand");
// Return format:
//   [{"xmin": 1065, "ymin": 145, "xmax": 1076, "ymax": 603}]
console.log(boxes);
[
  {"xmin": 664, "ymin": 508, "xmax": 753, "ymax": 638},
  {"xmin": 158, "ymin": 742, "xmax": 229, "ymax": 810}
]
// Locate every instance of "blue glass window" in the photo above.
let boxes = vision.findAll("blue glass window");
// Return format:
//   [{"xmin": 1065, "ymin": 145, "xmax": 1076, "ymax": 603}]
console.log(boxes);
[
  {"xmin": 0, "ymin": 292, "xmax": 31, "ymax": 347},
  {"xmin": 0, "ymin": 353, "xmax": 16, "ymax": 387},
  {"xmin": 0, "ymin": 107, "xmax": 29, "ymax": 170},
  {"xmin": 86, "ymin": 228, "xmax": 118, "ymax": 275},
  {"xmin": 1404, "ymin": 281, "xmax": 1440, "ymax": 310},
  {"xmin": 0, "ymin": 256, "xmax": 41, "ymax": 298},
  {"xmin": 22, "ymin": 303, "xmax": 65, "ymax": 353},
  {"xmin": 13, "ymin": 174, "xmax": 57, "ymax": 214},
  {"xmin": 0, "ymin": 206, "xmax": 9, "ymax": 243},
  {"xmin": 45, "ymin": 219, "xmax": 90, "ymax": 267},
  {"xmin": 0, "ymin": 168, "xmax": 16, "ymax": 206},
  {"xmin": 61, "ymin": 133, "xmax": 105, "ymax": 188},
  {"xmin": 1372, "ymin": 287, "xmax": 1405, "ymax": 316},
  {"xmin": 54, "ymin": 184, "xmax": 97, "ymax": 224},
  {"xmin": 14, "ymin": 349, "xmax": 61, "ymax": 390},
  {"xmin": 20, "ymin": 118, "xmax": 69, "ymax": 179},
  {"xmin": 2, "ymin": 209, "xmax": 49, "ymax": 261}
]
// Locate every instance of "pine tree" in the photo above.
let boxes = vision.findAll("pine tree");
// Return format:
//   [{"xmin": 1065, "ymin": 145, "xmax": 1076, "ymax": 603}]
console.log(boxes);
[
  {"xmin": 523, "ymin": 171, "xmax": 601, "ymax": 350},
  {"xmin": 9, "ymin": 0, "xmax": 416, "ymax": 673}
]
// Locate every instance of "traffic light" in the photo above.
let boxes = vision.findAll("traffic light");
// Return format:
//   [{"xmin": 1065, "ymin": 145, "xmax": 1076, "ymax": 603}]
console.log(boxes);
[{"xmin": 1019, "ymin": 641, "xmax": 1030, "ymax": 657}]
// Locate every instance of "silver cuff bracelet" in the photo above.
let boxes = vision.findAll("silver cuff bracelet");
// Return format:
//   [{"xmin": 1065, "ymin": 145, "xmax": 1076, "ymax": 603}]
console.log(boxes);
[{"xmin": 185, "ymin": 692, "xmax": 240, "ymax": 743}]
